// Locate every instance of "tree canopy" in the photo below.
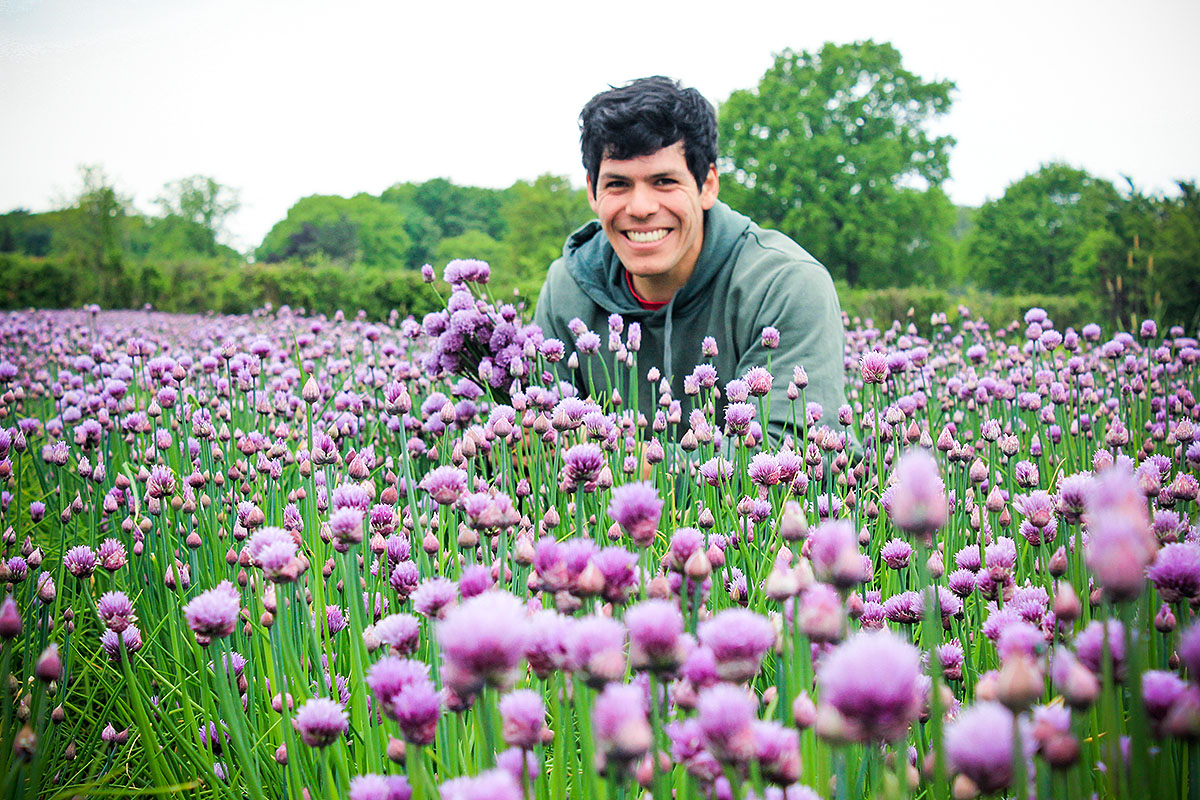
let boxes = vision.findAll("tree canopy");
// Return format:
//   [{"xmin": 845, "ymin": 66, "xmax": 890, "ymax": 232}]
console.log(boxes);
[
  {"xmin": 965, "ymin": 163, "xmax": 1123, "ymax": 295},
  {"xmin": 256, "ymin": 193, "xmax": 412, "ymax": 267},
  {"xmin": 719, "ymin": 40, "xmax": 956, "ymax": 288}
]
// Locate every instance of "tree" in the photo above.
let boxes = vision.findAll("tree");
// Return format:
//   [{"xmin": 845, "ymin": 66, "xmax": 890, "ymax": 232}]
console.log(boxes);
[
  {"xmin": 1153, "ymin": 181, "xmax": 1200, "ymax": 329},
  {"xmin": 435, "ymin": 230, "xmax": 510, "ymax": 278},
  {"xmin": 719, "ymin": 41, "xmax": 956, "ymax": 287},
  {"xmin": 67, "ymin": 165, "xmax": 130, "ymax": 305},
  {"xmin": 256, "ymin": 194, "xmax": 411, "ymax": 268},
  {"xmin": 155, "ymin": 175, "xmax": 240, "ymax": 255},
  {"xmin": 965, "ymin": 163, "xmax": 1122, "ymax": 294},
  {"xmin": 500, "ymin": 174, "xmax": 592, "ymax": 282},
  {"xmin": 380, "ymin": 178, "xmax": 508, "ymax": 266}
]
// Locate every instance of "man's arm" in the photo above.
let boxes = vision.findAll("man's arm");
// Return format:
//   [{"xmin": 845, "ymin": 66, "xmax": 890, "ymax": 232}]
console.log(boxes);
[{"xmin": 732, "ymin": 259, "xmax": 856, "ymax": 454}]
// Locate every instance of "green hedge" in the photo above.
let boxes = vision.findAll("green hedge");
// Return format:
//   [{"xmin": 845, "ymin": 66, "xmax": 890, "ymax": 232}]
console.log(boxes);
[
  {"xmin": 837, "ymin": 284, "xmax": 1106, "ymax": 333},
  {"xmin": 0, "ymin": 252, "xmax": 1155, "ymax": 333},
  {"xmin": 0, "ymin": 253, "xmax": 444, "ymax": 321}
]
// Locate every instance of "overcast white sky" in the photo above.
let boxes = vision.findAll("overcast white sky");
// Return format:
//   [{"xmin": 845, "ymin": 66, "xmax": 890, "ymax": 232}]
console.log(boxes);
[{"xmin": 2, "ymin": 0, "xmax": 1198, "ymax": 253}]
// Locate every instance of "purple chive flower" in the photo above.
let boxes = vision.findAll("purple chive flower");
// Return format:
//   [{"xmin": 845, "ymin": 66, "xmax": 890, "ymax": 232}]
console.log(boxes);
[
  {"xmin": 698, "ymin": 608, "xmax": 776, "ymax": 683},
  {"xmin": 948, "ymin": 569, "xmax": 977, "ymax": 598},
  {"xmin": 498, "ymin": 689, "xmax": 545, "ymax": 749},
  {"xmin": 64, "ymin": 545, "xmax": 97, "ymax": 579},
  {"xmin": 366, "ymin": 656, "xmax": 430, "ymax": 715},
  {"xmin": 146, "ymin": 464, "xmax": 177, "ymax": 498},
  {"xmin": 293, "ymin": 697, "xmax": 348, "ymax": 748},
  {"xmin": 955, "ymin": 545, "xmax": 982, "ymax": 572},
  {"xmin": 496, "ymin": 747, "xmax": 541, "ymax": 786},
  {"xmin": 752, "ymin": 720, "xmax": 802, "ymax": 784},
  {"xmin": 697, "ymin": 683, "xmax": 757, "ymax": 762},
  {"xmin": 444, "ymin": 259, "xmax": 490, "ymax": 285},
  {"xmin": 439, "ymin": 592, "xmax": 528, "ymax": 694},
  {"xmin": 576, "ymin": 331, "xmax": 601, "ymax": 354},
  {"xmin": 412, "ymin": 577, "xmax": 457, "ymax": 619},
  {"xmin": 562, "ymin": 443, "xmax": 604, "ymax": 488},
  {"xmin": 882, "ymin": 591, "xmax": 923, "ymax": 625},
  {"xmin": 99, "ymin": 624, "xmax": 143, "ymax": 662},
  {"xmin": 939, "ymin": 640, "xmax": 966, "ymax": 681},
  {"xmin": 183, "ymin": 581, "xmax": 240, "ymax": 646},
  {"xmin": 392, "ymin": 680, "xmax": 441, "ymax": 746},
  {"xmin": 332, "ymin": 484, "xmax": 371, "ymax": 513},
  {"xmin": 97, "ymin": 537, "xmax": 127, "ymax": 571},
  {"xmin": 997, "ymin": 622, "xmax": 1045, "ymax": 662},
  {"xmin": 246, "ymin": 527, "xmax": 300, "ymax": 581},
  {"xmin": 458, "ymin": 564, "xmax": 493, "ymax": 598},
  {"xmin": 525, "ymin": 610, "xmax": 572, "ymax": 679},
  {"xmin": 1075, "ymin": 619, "xmax": 1126, "ymax": 681},
  {"xmin": 328, "ymin": 507, "xmax": 365, "ymax": 546},
  {"xmin": 593, "ymin": 683, "xmax": 651, "ymax": 769},
  {"xmin": 566, "ymin": 615, "xmax": 626, "ymax": 686},
  {"xmin": 439, "ymin": 769, "xmax": 522, "ymax": 800},
  {"xmin": 1085, "ymin": 466, "xmax": 1157, "ymax": 600},
  {"xmin": 1181, "ymin": 625, "xmax": 1200, "ymax": 682},
  {"xmin": 946, "ymin": 702, "xmax": 1027, "ymax": 794},
  {"xmin": 626, "ymin": 599, "xmax": 687, "ymax": 672},
  {"xmin": 744, "ymin": 366, "xmax": 773, "ymax": 397},
  {"xmin": 592, "ymin": 547, "xmax": 639, "ymax": 603},
  {"xmin": 761, "ymin": 326, "xmax": 781, "ymax": 349},
  {"xmin": 880, "ymin": 539, "xmax": 913, "ymax": 570},
  {"xmin": 699, "ymin": 456, "xmax": 733, "ymax": 487},
  {"xmin": 349, "ymin": 773, "xmax": 412, "ymax": 800},
  {"xmin": 375, "ymin": 613, "xmax": 421, "ymax": 656},
  {"xmin": 817, "ymin": 630, "xmax": 923, "ymax": 743},
  {"xmin": 390, "ymin": 560, "xmax": 420, "ymax": 599},
  {"xmin": 748, "ymin": 453, "xmax": 781, "ymax": 487},
  {"xmin": 796, "ymin": 583, "xmax": 845, "ymax": 643},
  {"xmin": 608, "ymin": 481, "xmax": 663, "ymax": 548},
  {"xmin": 97, "ymin": 590, "xmax": 136, "ymax": 632},
  {"xmin": 1056, "ymin": 473, "xmax": 1092, "ymax": 523},
  {"xmin": 859, "ymin": 351, "xmax": 889, "ymax": 384},
  {"xmin": 808, "ymin": 520, "xmax": 865, "ymax": 589},
  {"xmin": 887, "ymin": 448, "xmax": 948, "ymax": 545},
  {"xmin": 1143, "ymin": 670, "xmax": 1187, "ymax": 730},
  {"xmin": 1148, "ymin": 543, "xmax": 1200, "ymax": 603},
  {"xmin": 420, "ymin": 466, "xmax": 468, "ymax": 506},
  {"xmin": 724, "ymin": 402, "xmax": 756, "ymax": 435}
]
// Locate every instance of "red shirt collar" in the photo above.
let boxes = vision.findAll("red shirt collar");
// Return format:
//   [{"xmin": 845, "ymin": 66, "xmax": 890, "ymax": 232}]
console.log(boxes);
[{"xmin": 624, "ymin": 269, "xmax": 670, "ymax": 310}]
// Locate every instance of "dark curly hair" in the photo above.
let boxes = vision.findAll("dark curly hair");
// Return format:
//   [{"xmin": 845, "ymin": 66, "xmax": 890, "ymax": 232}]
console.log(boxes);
[{"xmin": 579, "ymin": 76, "xmax": 718, "ymax": 197}]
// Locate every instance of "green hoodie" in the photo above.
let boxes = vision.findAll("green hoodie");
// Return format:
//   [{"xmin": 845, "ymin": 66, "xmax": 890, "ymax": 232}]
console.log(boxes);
[{"xmin": 533, "ymin": 200, "xmax": 852, "ymax": 452}]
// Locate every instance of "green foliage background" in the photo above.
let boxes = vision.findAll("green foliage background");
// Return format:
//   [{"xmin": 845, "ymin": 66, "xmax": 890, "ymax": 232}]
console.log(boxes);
[{"xmin": 2, "ymin": 40, "xmax": 1198, "ymax": 331}]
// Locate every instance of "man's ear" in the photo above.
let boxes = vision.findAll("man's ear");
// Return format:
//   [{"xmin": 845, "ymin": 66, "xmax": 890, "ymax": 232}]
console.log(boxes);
[
  {"xmin": 586, "ymin": 174, "xmax": 599, "ymax": 214},
  {"xmin": 700, "ymin": 165, "xmax": 719, "ymax": 210}
]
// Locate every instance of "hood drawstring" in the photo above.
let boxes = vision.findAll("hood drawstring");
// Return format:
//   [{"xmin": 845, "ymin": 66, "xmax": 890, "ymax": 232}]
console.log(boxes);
[{"xmin": 662, "ymin": 294, "xmax": 676, "ymax": 382}]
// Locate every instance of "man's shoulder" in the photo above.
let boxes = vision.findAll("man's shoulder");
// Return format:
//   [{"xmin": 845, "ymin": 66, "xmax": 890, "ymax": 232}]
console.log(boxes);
[
  {"xmin": 731, "ymin": 222, "xmax": 834, "ymax": 287},
  {"xmin": 541, "ymin": 256, "xmax": 590, "ymax": 299},
  {"xmin": 534, "ymin": 256, "xmax": 597, "ymax": 332}
]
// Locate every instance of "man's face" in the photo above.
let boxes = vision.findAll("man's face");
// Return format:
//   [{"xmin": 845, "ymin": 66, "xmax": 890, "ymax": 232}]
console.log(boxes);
[{"xmin": 587, "ymin": 141, "xmax": 718, "ymax": 301}]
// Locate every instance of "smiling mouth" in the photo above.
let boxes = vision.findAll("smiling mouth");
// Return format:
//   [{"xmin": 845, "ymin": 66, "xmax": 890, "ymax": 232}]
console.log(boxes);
[{"xmin": 624, "ymin": 229, "xmax": 669, "ymax": 243}]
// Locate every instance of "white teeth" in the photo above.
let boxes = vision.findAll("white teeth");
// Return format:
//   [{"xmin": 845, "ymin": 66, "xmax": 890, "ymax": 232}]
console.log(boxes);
[{"xmin": 626, "ymin": 229, "xmax": 668, "ymax": 243}]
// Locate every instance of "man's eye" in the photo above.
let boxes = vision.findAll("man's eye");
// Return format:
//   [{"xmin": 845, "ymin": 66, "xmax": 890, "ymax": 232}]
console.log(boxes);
[{"xmin": 656, "ymin": 178, "xmax": 677, "ymax": 186}]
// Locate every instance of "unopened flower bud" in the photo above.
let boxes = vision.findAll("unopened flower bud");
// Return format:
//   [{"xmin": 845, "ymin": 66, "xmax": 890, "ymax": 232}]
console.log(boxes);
[
  {"xmin": 387, "ymin": 736, "xmax": 407, "ymax": 764},
  {"xmin": 684, "ymin": 549, "xmax": 711, "ymax": 580},
  {"xmin": 1053, "ymin": 581, "xmax": 1080, "ymax": 623},
  {"xmin": 1155, "ymin": 603, "xmax": 1177, "ymax": 633},
  {"xmin": 792, "ymin": 691, "xmax": 816, "ymax": 729},
  {"xmin": 35, "ymin": 644, "xmax": 61, "ymax": 683}
]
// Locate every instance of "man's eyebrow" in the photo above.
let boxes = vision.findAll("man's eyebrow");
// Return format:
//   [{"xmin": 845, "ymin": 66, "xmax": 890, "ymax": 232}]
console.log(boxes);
[{"xmin": 597, "ymin": 169, "xmax": 686, "ymax": 181}]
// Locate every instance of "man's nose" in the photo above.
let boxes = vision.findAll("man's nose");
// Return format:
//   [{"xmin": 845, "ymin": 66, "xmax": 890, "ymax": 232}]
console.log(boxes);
[{"xmin": 626, "ymin": 182, "xmax": 659, "ymax": 218}]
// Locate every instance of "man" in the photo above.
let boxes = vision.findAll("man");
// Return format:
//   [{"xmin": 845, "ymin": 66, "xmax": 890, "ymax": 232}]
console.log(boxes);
[{"xmin": 533, "ymin": 76, "xmax": 850, "ymax": 452}]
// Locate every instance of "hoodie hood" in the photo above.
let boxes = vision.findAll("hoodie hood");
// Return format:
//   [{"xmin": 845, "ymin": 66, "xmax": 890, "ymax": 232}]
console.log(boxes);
[{"xmin": 561, "ymin": 201, "xmax": 753, "ymax": 319}]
